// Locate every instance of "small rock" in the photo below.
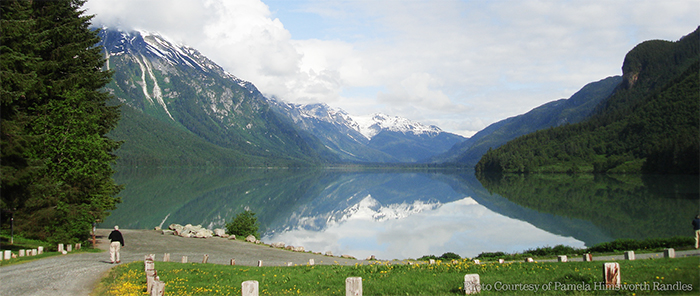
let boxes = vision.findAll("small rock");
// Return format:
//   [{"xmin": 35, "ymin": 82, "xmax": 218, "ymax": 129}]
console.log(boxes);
[
  {"xmin": 285, "ymin": 245, "xmax": 294, "ymax": 250},
  {"xmin": 325, "ymin": 251, "xmax": 333, "ymax": 256},
  {"xmin": 154, "ymin": 226, "xmax": 161, "ymax": 231},
  {"xmin": 161, "ymin": 230, "xmax": 175, "ymax": 235},
  {"xmin": 245, "ymin": 235, "xmax": 257, "ymax": 243},
  {"xmin": 293, "ymin": 246, "xmax": 305, "ymax": 252},
  {"xmin": 228, "ymin": 235, "xmax": 236, "ymax": 240},
  {"xmin": 271, "ymin": 242, "xmax": 286, "ymax": 248},
  {"xmin": 341, "ymin": 254, "xmax": 355, "ymax": 259}
]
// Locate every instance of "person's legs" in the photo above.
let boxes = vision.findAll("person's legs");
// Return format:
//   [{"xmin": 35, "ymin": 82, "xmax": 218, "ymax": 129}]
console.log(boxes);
[
  {"xmin": 109, "ymin": 241, "xmax": 118, "ymax": 263},
  {"xmin": 115, "ymin": 243, "xmax": 121, "ymax": 263}
]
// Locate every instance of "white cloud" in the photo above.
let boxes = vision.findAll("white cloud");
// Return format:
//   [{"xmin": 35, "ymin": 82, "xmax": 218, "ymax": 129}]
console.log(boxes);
[{"xmin": 84, "ymin": 0, "xmax": 699, "ymax": 137}]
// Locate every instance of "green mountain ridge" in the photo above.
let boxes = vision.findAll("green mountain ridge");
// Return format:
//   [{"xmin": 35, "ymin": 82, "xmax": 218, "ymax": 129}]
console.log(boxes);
[
  {"xmin": 434, "ymin": 75, "xmax": 622, "ymax": 166},
  {"xmin": 475, "ymin": 27, "xmax": 700, "ymax": 174},
  {"xmin": 100, "ymin": 29, "xmax": 330, "ymax": 166}
]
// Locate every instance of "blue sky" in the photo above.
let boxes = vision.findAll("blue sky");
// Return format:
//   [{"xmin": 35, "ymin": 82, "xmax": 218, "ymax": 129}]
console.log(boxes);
[{"xmin": 85, "ymin": 0, "xmax": 699, "ymax": 136}]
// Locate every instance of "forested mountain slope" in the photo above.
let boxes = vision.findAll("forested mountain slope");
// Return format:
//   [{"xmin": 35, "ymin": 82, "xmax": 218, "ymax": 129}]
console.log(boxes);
[
  {"xmin": 435, "ymin": 75, "xmax": 621, "ymax": 166},
  {"xmin": 476, "ymin": 27, "xmax": 699, "ymax": 174}
]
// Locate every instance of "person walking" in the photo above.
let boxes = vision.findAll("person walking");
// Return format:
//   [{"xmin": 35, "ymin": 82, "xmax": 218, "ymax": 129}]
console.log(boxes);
[
  {"xmin": 108, "ymin": 225, "xmax": 125, "ymax": 263},
  {"xmin": 693, "ymin": 216, "xmax": 700, "ymax": 249}
]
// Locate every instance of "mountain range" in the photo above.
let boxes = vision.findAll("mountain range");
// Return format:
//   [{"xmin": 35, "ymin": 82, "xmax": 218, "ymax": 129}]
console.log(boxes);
[{"xmin": 100, "ymin": 28, "xmax": 465, "ymax": 165}]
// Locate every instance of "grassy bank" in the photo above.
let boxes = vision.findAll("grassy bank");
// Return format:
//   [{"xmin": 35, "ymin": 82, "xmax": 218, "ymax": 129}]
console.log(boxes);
[{"xmin": 96, "ymin": 257, "xmax": 698, "ymax": 295}]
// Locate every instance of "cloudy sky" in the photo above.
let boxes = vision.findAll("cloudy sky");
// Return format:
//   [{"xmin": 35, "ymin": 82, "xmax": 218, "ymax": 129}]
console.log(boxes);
[{"xmin": 84, "ymin": 0, "xmax": 698, "ymax": 137}]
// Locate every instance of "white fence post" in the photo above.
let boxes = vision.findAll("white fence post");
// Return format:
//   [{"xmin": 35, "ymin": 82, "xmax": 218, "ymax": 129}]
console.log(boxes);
[
  {"xmin": 346, "ymin": 277, "xmax": 362, "ymax": 296},
  {"xmin": 604, "ymin": 262, "xmax": 621, "ymax": 289},
  {"xmin": 624, "ymin": 251, "xmax": 635, "ymax": 261},
  {"xmin": 664, "ymin": 248, "xmax": 675, "ymax": 258},
  {"xmin": 464, "ymin": 274, "xmax": 481, "ymax": 294},
  {"xmin": 242, "ymin": 280, "xmax": 259, "ymax": 296}
]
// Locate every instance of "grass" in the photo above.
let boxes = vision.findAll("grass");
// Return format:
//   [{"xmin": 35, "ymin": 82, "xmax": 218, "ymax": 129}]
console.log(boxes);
[
  {"xmin": 94, "ymin": 257, "xmax": 699, "ymax": 295},
  {"xmin": 0, "ymin": 233, "xmax": 101, "ymax": 267}
]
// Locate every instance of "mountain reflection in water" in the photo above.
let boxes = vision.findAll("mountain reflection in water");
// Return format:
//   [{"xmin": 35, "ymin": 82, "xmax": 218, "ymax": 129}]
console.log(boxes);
[{"xmin": 105, "ymin": 168, "xmax": 696, "ymax": 259}]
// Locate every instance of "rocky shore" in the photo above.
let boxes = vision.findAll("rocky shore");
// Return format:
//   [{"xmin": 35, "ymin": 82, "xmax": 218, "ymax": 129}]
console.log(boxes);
[{"xmin": 157, "ymin": 223, "xmax": 358, "ymax": 260}]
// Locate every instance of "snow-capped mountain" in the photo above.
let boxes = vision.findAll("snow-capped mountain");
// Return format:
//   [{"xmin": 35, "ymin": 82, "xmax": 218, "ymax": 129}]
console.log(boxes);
[
  {"xmin": 351, "ymin": 113, "xmax": 442, "ymax": 140},
  {"xmin": 99, "ymin": 28, "xmax": 330, "ymax": 165},
  {"xmin": 100, "ymin": 28, "xmax": 465, "ymax": 165},
  {"xmin": 268, "ymin": 99, "xmax": 467, "ymax": 163}
]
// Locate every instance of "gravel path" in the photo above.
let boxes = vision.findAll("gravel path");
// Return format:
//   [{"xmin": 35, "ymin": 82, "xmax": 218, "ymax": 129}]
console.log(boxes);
[{"xmin": 1, "ymin": 228, "xmax": 698, "ymax": 296}]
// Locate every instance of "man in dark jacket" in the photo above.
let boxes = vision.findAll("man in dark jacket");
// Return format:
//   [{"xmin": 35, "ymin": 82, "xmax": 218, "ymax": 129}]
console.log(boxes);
[
  {"xmin": 108, "ymin": 225, "xmax": 125, "ymax": 263},
  {"xmin": 693, "ymin": 216, "xmax": 700, "ymax": 249}
]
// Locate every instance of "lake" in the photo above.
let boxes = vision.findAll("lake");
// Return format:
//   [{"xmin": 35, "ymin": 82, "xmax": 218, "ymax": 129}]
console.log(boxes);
[{"xmin": 103, "ymin": 167, "xmax": 698, "ymax": 260}]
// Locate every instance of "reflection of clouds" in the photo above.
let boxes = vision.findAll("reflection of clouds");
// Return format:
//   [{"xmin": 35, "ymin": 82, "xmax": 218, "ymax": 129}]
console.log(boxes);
[{"xmin": 264, "ymin": 197, "xmax": 585, "ymax": 260}]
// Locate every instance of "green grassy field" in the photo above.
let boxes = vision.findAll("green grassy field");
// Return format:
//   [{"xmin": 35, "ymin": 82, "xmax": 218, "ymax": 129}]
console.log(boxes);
[{"xmin": 95, "ymin": 257, "xmax": 699, "ymax": 295}]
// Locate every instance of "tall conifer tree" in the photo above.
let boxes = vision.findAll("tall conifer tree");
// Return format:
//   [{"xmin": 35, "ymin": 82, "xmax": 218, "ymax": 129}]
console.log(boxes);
[{"xmin": 1, "ymin": 0, "xmax": 121, "ymax": 243}]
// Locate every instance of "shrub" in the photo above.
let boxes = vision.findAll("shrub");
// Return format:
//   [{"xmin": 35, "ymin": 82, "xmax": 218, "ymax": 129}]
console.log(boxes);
[
  {"xmin": 439, "ymin": 252, "xmax": 461, "ymax": 260},
  {"xmin": 225, "ymin": 210, "xmax": 260, "ymax": 239}
]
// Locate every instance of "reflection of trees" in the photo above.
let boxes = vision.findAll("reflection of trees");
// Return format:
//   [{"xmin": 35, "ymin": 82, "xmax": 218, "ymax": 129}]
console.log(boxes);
[{"xmin": 476, "ymin": 173, "xmax": 699, "ymax": 240}]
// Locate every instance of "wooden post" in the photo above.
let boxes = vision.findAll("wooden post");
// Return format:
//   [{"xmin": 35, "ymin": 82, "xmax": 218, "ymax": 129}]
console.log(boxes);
[
  {"xmin": 147, "ymin": 270, "xmax": 157, "ymax": 293},
  {"xmin": 346, "ymin": 277, "xmax": 362, "ymax": 296},
  {"xmin": 145, "ymin": 254, "xmax": 155, "ymax": 276},
  {"xmin": 163, "ymin": 253, "xmax": 170, "ymax": 262},
  {"xmin": 603, "ymin": 262, "xmax": 621, "ymax": 289},
  {"xmin": 19, "ymin": 250, "xmax": 25, "ymax": 257},
  {"xmin": 309, "ymin": 259, "xmax": 314, "ymax": 266},
  {"xmin": 624, "ymin": 251, "xmax": 635, "ymax": 261},
  {"xmin": 584, "ymin": 253, "xmax": 593, "ymax": 262},
  {"xmin": 151, "ymin": 279, "xmax": 165, "ymax": 296},
  {"xmin": 287, "ymin": 262, "xmax": 293, "ymax": 267},
  {"xmin": 58, "ymin": 244, "xmax": 64, "ymax": 253},
  {"xmin": 38, "ymin": 246, "xmax": 44, "ymax": 255},
  {"xmin": 4, "ymin": 250, "xmax": 11, "ymax": 260},
  {"xmin": 464, "ymin": 274, "xmax": 481, "ymax": 294},
  {"xmin": 664, "ymin": 248, "xmax": 675, "ymax": 258},
  {"xmin": 230, "ymin": 258, "xmax": 236, "ymax": 265},
  {"xmin": 498, "ymin": 259, "xmax": 505, "ymax": 264},
  {"xmin": 257, "ymin": 260, "xmax": 263, "ymax": 267},
  {"xmin": 242, "ymin": 280, "xmax": 259, "ymax": 296},
  {"xmin": 473, "ymin": 259, "xmax": 480, "ymax": 265},
  {"xmin": 525, "ymin": 257, "xmax": 534, "ymax": 262},
  {"xmin": 558, "ymin": 255, "xmax": 567, "ymax": 262},
  {"xmin": 31, "ymin": 249, "xmax": 38, "ymax": 256},
  {"xmin": 66, "ymin": 244, "xmax": 72, "ymax": 252},
  {"xmin": 202, "ymin": 254, "xmax": 209, "ymax": 264},
  {"xmin": 429, "ymin": 259, "xmax": 436, "ymax": 264},
  {"xmin": 181, "ymin": 256, "xmax": 188, "ymax": 263}
]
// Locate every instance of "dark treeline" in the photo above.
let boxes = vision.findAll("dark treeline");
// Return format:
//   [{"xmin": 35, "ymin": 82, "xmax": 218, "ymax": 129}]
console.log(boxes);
[{"xmin": 1, "ymin": 0, "xmax": 121, "ymax": 244}]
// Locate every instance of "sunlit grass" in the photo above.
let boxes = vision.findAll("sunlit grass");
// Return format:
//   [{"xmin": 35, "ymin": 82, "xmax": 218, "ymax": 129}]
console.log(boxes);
[{"xmin": 96, "ymin": 257, "xmax": 698, "ymax": 295}]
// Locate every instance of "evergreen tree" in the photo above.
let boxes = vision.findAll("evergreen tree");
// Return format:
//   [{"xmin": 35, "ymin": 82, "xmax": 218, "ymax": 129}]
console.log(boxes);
[{"xmin": 1, "ymin": 0, "xmax": 121, "ymax": 244}]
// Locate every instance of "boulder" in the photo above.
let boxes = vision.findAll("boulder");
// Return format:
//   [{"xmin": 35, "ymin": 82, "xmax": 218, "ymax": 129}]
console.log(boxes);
[
  {"xmin": 341, "ymin": 254, "xmax": 356, "ymax": 259},
  {"xmin": 293, "ymin": 246, "xmax": 305, "ymax": 252},
  {"xmin": 325, "ymin": 251, "xmax": 333, "ymax": 256},
  {"xmin": 285, "ymin": 245, "xmax": 294, "ymax": 250},
  {"xmin": 271, "ymin": 242, "xmax": 286, "ymax": 248},
  {"xmin": 161, "ymin": 230, "xmax": 175, "ymax": 235},
  {"xmin": 228, "ymin": 235, "xmax": 236, "ymax": 240},
  {"xmin": 213, "ymin": 228, "xmax": 227, "ymax": 237},
  {"xmin": 245, "ymin": 235, "xmax": 257, "ymax": 243}
]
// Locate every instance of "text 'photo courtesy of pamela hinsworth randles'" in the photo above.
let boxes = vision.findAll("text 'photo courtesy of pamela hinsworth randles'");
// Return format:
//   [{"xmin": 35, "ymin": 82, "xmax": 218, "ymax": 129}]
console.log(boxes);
[{"xmin": 467, "ymin": 281, "xmax": 694, "ymax": 293}]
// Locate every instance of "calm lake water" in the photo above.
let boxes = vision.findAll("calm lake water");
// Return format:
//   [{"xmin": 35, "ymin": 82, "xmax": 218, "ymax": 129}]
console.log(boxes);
[{"xmin": 103, "ymin": 167, "xmax": 698, "ymax": 260}]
